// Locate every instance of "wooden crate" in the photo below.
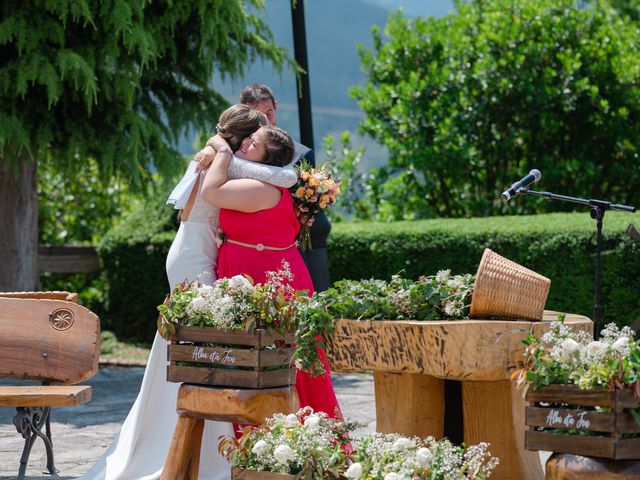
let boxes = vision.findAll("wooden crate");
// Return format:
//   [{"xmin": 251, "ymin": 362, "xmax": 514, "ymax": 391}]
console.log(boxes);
[
  {"xmin": 525, "ymin": 384, "xmax": 640, "ymax": 460},
  {"xmin": 167, "ymin": 326, "xmax": 296, "ymax": 389}
]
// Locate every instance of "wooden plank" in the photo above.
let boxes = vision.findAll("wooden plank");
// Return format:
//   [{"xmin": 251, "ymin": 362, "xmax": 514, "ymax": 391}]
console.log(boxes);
[
  {"xmin": 169, "ymin": 345, "xmax": 260, "ymax": 368},
  {"xmin": 38, "ymin": 244, "xmax": 100, "ymax": 273},
  {"xmin": 373, "ymin": 372, "xmax": 444, "ymax": 438},
  {"xmin": 616, "ymin": 412, "xmax": 640, "ymax": 434},
  {"xmin": 615, "ymin": 438, "xmax": 640, "ymax": 460},
  {"xmin": 0, "ymin": 291, "xmax": 78, "ymax": 302},
  {"xmin": 232, "ymin": 467, "xmax": 295, "ymax": 480},
  {"xmin": 169, "ymin": 345, "xmax": 295, "ymax": 369},
  {"xmin": 258, "ymin": 348, "xmax": 295, "ymax": 368},
  {"xmin": 176, "ymin": 384, "xmax": 298, "ymax": 424},
  {"xmin": 526, "ymin": 406, "xmax": 616, "ymax": 433},
  {"xmin": 525, "ymin": 430, "xmax": 615, "ymax": 458},
  {"xmin": 326, "ymin": 315, "xmax": 592, "ymax": 380},
  {"xmin": 167, "ymin": 365, "xmax": 295, "ymax": 389},
  {"xmin": 172, "ymin": 326, "xmax": 261, "ymax": 347},
  {"xmin": 0, "ymin": 385, "xmax": 92, "ymax": 407},
  {"xmin": 0, "ymin": 297, "xmax": 100, "ymax": 384},
  {"xmin": 257, "ymin": 368, "xmax": 297, "ymax": 388},
  {"xmin": 526, "ymin": 385, "xmax": 616, "ymax": 407}
]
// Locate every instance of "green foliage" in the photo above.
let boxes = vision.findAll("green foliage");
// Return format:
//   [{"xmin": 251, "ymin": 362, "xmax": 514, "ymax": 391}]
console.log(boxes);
[
  {"xmin": 351, "ymin": 0, "xmax": 640, "ymax": 219},
  {"xmin": 100, "ymin": 202, "xmax": 640, "ymax": 342},
  {"xmin": 38, "ymin": 156, "xmax": 139, "ymax": 244},
  {"xmin": 1, "ymin": 0, "xmax": 291, "ymax": 186},
  {"xmin": 98, "ymin": 189, "xmax": 178, "ymax": 342},
  {"xmin": 318, "ymin": 272, "xmax": 474, "ymax": 321},
  {"xmin": 322, "ymin": 132, "xmax": 370, "ymax": 221},
  {"xmin": 327, "ymin": 211, "xmax": 640, "ymax": 327}
]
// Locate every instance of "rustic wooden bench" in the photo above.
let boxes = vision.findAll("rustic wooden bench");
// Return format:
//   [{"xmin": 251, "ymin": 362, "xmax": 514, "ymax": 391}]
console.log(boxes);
[{"xmin": 0, "ymin": 291, "xmax": 100, "ymax": 479}]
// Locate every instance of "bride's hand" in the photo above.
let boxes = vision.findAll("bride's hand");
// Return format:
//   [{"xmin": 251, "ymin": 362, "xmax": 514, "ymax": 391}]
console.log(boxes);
[
  {"xmin": 194, "ymin": 134, "xmax": 231, "ymax": 172},
  {"xmin": 194, "ymin": 145, "xmax": 215, "ymax": 172}
]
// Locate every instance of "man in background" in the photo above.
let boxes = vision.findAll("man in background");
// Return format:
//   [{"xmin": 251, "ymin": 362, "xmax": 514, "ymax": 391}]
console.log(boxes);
[{"xmin": 239, "ymin": 83, "xmax": 331, "ymax": 292}]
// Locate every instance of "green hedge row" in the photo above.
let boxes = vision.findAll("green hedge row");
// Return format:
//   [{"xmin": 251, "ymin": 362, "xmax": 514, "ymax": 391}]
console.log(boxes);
[{"xmin": 99, "ymin": 203, "xmax": 640, "ymax": 343}]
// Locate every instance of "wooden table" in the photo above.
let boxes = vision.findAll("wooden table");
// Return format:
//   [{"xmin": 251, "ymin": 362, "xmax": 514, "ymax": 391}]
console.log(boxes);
[{"xmin": 326, "ymin": 311, "xmax": 593, "ymax": 480}]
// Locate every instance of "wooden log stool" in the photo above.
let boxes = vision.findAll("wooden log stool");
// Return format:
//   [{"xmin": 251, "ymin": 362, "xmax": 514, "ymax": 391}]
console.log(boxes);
[
  {"xmin": 161, "ymin": 384, "xmax": 299, "ymax": 480},
  {"xmin": 546, "ymin": 453, "xmax": 640, "ymax": 479}
]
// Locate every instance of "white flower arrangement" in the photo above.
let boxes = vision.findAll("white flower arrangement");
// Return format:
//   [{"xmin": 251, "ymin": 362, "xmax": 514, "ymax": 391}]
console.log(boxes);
[
  {"xmin": 157, "ymin": 261, "xmax": 332, "ymax": 375},
  {"xmin": 220, "ymin": 409, "xmax": 499, "ymax": 480},
  {"xmin": 515, "ymin": 319, "xmax": 640, "ymax": 394},
  {"xmin": 348, "ymin": 433, "xmax": 498, "ymax": 480},
  {"xmin": 219, "ymin": 407, "xmax": 356, "ymax": 479}
]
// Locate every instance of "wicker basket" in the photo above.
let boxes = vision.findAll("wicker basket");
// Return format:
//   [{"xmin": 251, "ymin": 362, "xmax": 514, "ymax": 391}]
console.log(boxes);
[{"xmin": 469, "ymin": 248, "xmax": 550, "ymax": 321}]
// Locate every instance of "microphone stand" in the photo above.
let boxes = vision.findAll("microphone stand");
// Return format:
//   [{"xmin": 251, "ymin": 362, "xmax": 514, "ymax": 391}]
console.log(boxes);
[{"xmin": 517, "ymin": 187, "xmax": 636, "ymax": 339}]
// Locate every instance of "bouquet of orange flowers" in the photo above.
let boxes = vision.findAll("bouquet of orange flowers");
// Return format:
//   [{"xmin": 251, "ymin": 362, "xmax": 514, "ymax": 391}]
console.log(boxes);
[{"xmin": 290, "ymin": 161, "xmax": 341, "ymax": 251}]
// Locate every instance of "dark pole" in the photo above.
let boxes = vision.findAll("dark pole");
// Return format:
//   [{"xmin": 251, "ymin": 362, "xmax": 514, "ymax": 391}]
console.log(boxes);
[{"xmin": 291, "ymin": 1, "xmax": 314, "ymax": 150}]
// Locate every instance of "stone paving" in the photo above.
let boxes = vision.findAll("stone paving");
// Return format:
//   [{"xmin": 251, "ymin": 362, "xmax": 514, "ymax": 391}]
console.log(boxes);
[{"xmin": 0, "ymin": 367, "xmax": 375, "ymax": 480}]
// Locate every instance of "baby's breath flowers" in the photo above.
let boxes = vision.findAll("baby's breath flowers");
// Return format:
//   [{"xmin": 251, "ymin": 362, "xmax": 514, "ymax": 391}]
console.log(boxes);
[
  {"xmin": 514, "ymin": 320, "xmax": 640, "ymax": 395},
  {"xmin": 348, "ymin": 434, "xmax": 498, "ymax": 480},
  {"xmin": 220, "ymin": 410, "xmax": 500, "ymax": 479},
  {"xmin": 290, "ymin": 161, "xmax": 341, "ymax": 251}
]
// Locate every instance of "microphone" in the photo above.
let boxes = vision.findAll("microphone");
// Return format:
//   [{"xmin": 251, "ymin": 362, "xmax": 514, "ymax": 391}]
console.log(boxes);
[{"xmin": 501, "ymin": 169, "xmax": 541, "ymax": 201}]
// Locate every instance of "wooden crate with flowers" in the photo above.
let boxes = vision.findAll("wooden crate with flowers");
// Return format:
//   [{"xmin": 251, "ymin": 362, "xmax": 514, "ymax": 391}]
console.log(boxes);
[
  {"xmin": 514, "ymin": 320, "xmax": 640, "ymax": 460},
  {"xmin": 157, "ymin": 262, "xmax": 330, "ymax": 389}
]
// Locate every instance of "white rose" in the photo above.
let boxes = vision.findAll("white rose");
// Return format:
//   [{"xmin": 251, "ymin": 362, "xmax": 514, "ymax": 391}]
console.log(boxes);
[
  {"xmin": 611, "ymin": 336, "xmax": 629, "ymax": 353},
  {"xmin": 560, "ymin": 338, "xmax": 580, "ymax": 360},
  {"xmin": 285, "ymin": 414, "xmax": 299, "ymax": 426},
  {"xmin": 586, "ymin": 340, "xmax": 607, "ymax": 356},
  {"xmin": 251, "ymin": 440, "xmax": 268, "ymax": 456},
  {"xmin": 416, "ymin": 447, "xmax": 432, "ymax": 467},
  {"xmin": 392, "ymin": 437, "xmax": 413, "ymax": 451},
  {"xmin": 229, "ymin": 275, "xmax": 254, "ymax": 292},
  {"xmin": 274, "ymin": 444, "xmax": 295, "ymax": 464},
  {"xmin": 189, "ymin": 296, "xmax": 207, "ymax": 313},
  {"xmin": 304, "ymin": 414, "xmax": 321, "ymax": 429},
  {"xmin": 345, "ymin": 463, "xmax": 363, "ymax": 479},
  {"xmin": 384, "ymin": 473, "xmax": 401, "ymax": 480}
]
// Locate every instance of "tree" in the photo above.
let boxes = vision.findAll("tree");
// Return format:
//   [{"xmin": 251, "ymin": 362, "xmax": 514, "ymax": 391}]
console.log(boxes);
[
  {"xmin": 0, "ymin": 0, "xmax": 290, "ymax": 290},
  {"xmin": 351, "ymin": 0, "xmax": 640, "ymax": 220}
]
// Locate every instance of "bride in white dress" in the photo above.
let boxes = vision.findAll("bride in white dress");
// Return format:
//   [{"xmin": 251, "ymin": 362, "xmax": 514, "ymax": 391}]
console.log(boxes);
[{"xmin": 79, "ymin": 105, "xmax": 296, "ymax": 480}]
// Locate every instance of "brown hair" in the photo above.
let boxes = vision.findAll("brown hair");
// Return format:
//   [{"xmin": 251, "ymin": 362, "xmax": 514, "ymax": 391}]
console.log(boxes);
[
  {"xmin": 216, "ymin": 104, "xmax": 267, "ymax": 152},
  {"xmin": 240, "ymin": 83, "xmax": 276, "ymax": 107},
  {"xmin": 259, "ymin": 125, "xmax": 294, "ymax": 167}
]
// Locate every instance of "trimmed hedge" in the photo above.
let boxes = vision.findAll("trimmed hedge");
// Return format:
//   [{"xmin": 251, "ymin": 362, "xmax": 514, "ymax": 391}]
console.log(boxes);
[{"xmin": 99, "ymin": 204, "xmax": 640, "ymax": 343}]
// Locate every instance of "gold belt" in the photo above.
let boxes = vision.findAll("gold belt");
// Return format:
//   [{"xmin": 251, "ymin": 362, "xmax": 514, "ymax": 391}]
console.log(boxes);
[{"xmin": 225, "ymin": 238, "xmax": 298, "ymax": 252}]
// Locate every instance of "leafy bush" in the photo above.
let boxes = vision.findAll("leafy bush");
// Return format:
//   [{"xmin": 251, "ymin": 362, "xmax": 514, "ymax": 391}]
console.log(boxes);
[{"xmin": 351, "ymin": 0, "xmax": 640, "ymax": 219}]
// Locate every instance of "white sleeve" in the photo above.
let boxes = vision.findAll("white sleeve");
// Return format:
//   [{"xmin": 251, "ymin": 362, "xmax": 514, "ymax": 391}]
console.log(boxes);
[
  {"xmin": 227, "ymin": 156, "xmax": 298, "ymax": 188},
  {"xmin": 166, "ymin": 161, "xmax": 198, "ymax": 209}
]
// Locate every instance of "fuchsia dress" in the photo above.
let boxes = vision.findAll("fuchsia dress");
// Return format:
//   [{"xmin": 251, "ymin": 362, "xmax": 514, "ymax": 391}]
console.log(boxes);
[{"xmin": 217, "ymin": 187, "xmax": 342, "ymax": 418}]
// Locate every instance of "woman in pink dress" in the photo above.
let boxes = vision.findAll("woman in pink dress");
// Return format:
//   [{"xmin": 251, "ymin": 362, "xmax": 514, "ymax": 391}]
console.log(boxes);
[{"xmin": 201, "ymin": 125, "xmax": 341, "ymax": 418}]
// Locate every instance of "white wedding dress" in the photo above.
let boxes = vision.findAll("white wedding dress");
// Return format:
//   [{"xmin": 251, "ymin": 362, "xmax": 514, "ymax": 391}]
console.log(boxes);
[{"xmin": 79, "ymin": 158, "xmax": 296, "ymax": 480}]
